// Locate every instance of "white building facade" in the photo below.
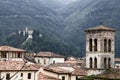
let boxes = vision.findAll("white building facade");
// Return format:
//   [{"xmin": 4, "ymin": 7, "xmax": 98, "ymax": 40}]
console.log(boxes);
[
  {"xmin": 0, "ymin": 60, "xmax": 40, "ymax": 80},
  {"xmin": 85, "ymin": 25, "xmax": 115, "ymax": 75},
  {"xmin": 34, "ymin": 52, "xmax": 65, "ymax": 66}
]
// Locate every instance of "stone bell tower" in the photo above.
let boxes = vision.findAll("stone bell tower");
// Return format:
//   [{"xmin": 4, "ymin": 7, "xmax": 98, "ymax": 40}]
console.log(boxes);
[{"xmin": 85, "ymin": 25, "xmax": 115, "ymax": 75}]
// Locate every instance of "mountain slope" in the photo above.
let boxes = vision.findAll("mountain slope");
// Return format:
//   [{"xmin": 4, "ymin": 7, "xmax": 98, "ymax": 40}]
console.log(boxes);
[
  {"xmin": 0, "ymin": 0, "xmax": 64, "ymax": 37},
  {"xmin": 3, "ymin": 30, "xmax": 81, "ymax": 57},
  {"xmin": 59, "ymin": 0, "xmax": 120, "ymax": 57}
]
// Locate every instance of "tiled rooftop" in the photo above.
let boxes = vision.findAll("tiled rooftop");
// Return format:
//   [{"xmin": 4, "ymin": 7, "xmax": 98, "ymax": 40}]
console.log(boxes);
[
  {"xmin": 0, "ymin": 46, "xmax": 26, "ymax": 52},
  {"xmin": 44, "ymin": 66, "xmax": 71, "ymax": 74},
  {"xmin": 49, "ymin": 63, "xmax": 77, "ymax": 67},
  {"xmin": 0, "ymin": 60, "xmax": 41, "ymax": 71},
  {"xmin": 44, "ymin": 66, "xmax": 87, "ymax": 76},
  {"xmin": 71, "ymin": 68, "xmax": 87, "ymax": 76},
  {"xmin": 35, "ymin": 52, "xmax": 64, "ymax": 58},
  {"xmin": 38, "ymin": 72, "xmax": 60, "ymax": 80}
]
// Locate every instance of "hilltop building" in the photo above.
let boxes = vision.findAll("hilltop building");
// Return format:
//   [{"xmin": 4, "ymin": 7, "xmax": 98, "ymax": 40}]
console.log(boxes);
[
  {"xmin": 85, "ymin": 25, "xmax": 115, "ymax": 75},
  {"xmin": 18, "ymin": 27, "xmax": 33, "ymax": 40}
]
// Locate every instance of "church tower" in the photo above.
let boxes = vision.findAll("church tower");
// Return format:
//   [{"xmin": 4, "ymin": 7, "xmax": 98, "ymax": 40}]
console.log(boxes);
[{"xmin": 85, "ymin": 25, "xmax": 115, "ymax": 75}]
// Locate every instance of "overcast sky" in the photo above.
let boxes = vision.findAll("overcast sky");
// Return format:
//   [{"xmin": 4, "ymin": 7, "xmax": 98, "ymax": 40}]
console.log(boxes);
[{"xmin": 57, "ymin": 0, "xmax": 77, "ymax": 4}]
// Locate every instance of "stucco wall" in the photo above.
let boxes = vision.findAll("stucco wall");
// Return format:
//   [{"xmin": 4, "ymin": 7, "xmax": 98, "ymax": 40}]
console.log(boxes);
[{"xmin": 0, "ymin": 71, "xmax": 37, "ymax": 80}]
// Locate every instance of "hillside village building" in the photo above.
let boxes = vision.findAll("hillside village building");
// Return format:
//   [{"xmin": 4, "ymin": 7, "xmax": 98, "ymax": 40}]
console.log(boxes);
[
  {"xmin": 85, "ymin": 25, "xmax": 115, "ymax": 75},
  {"xmin": 0, "ymin": 46, "xmax": 42, "ymax": 80},
  {"xmin": 41, "ymin": 65, "xmax": 86, "ymax": 80},
  {"xmin": 0, "ymin": 60, "xmax": 41, "ymax": 80},
  {"xmin": 0, "ymin": 46, "xmax": 26, "ymax": 60},
  {"xmin": 34, "ymin": 52, "xmax": 65, "ymax": 66},
  {"xmin": 0, "ymin": 46, "xmax": 83, "ymax": 80}
]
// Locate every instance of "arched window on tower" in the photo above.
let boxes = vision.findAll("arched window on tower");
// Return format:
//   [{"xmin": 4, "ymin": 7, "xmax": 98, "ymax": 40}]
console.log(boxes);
[
  {"xmin": 89, "ymin": 39, "xmax": 92, "ymax": 51},
  {"xmin": 108, "ymin": 58, "xmax": 111, "ymax": 68},
  {"xmin": 94, "ymin": 57, "xmax": 97, "ymax": 68},
  {"xmin": 104, "ymin": 58, "xmax": 107, "ymax": 68},
  {"xmin": 90, "ymin": 58, "xmax": 93, "ymax": 68},
  {"xmin": 108, "ymin": 39, "xmax": 112, "ymax": 52},
  {"xmin": 94, "ymin": 39, "xmax": 97, "ymax": 51},
  {"xmin": 104, "ymin": 39, "xmax": 107, "ymax": 52}
]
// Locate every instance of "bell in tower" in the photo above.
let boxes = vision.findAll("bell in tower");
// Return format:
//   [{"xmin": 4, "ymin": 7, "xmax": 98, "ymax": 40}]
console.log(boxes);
[{"xmin": 85, "ymin": 25, "xmax": 115, "ymax": 75}]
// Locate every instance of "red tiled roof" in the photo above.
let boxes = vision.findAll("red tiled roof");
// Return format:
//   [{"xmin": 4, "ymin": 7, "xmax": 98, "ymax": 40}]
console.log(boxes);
[
  {"xmin": 85, "ymin": 25, "xmax": 115, "ymax": 32},
  {"xmin": 44, "ymin": 66, "xmax": 70, "ymax": 74},
  {"xmin": 71, "ymin": 68, "xmax": 87, "ymax": 76},
  {"xmin": 49, "ymin": 63, "xmax": 77, "ymax": 68},
  {"xmin": 35, "ymin": 52, "xmax": 64, "ymax": 58},
  {"xmin": 38, "ymin": 72, "xmax": 60, "ymax": 80},
  {"xmin": 0, "ymin": 46, "xmax": 26, "ymax": 52},
  {"xmin": 0, "ymin": 60, "xmax": 41, "ymax": 71}
]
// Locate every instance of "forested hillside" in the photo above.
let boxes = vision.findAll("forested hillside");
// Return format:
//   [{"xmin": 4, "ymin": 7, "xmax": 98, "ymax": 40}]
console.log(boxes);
[
  {"xmin": 59, "ymin": 0, "xmax": 120, "ymax": 57},
  {"xmin": 1, "ymin": 0, "xmax": 120, "ymax": 57},
  {"xmin": 2, "ymin": 30, "xmax": 80, "ymax": 57},
  {"xmin": 0, "ymin": 0, "xmax": 64, "ymax": 37}
]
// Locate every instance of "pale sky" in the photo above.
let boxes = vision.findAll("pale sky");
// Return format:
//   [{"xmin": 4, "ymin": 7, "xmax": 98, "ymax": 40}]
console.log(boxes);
[{"xmin": 57, "ymin": 0, "xmax": 77, "ymax": 4}]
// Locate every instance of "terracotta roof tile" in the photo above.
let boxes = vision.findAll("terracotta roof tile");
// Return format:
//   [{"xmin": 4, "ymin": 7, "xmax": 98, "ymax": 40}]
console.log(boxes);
[
  {"xmin": 0, "ymin": 46, "xmax": 26, "ymax": 52},
  {"xmin": 0, "ymin": 60, "xmax": 41, "ymax": 71},
  {"xmin": 49, "ymin": 63, "xmax": 83, "ymax": 69},
  {"xmin": 35, "ymin": 52, "xmax": 64, "ymax": 58},
  {"xmin": 38, "ymin": 72, "xmax": 60, "ymax": 80},
  {"xmin": 44, "ymin": 66, "xmax": 71, "ymax": 74},
  {"xmin": 85, "ymin": 25, "xmax": 115, "ymax": 32},
  {"xmin": 71, "ymin": 68, "xmax": 87, "ymax": 76}
]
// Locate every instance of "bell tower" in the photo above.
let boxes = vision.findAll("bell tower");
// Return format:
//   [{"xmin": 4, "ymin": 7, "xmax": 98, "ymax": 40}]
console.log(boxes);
[{"xmin": 85, "ymin": 25, "xmax": 115, "ymax": 75}]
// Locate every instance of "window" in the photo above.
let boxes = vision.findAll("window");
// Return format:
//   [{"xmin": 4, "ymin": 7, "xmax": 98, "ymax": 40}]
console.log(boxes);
[
  {"xmin": 108, "ymin": 39, "xmax": 111, "ymax": 52},
  {"xmin": 89, "ymin": 39, "xmax": 93, "ymax": 51},
  {"xmin": 94, "ymin": 57, "xmax": 97, "ymax": 68},
  {"xmin": 18, "ymin": 53, "xmax": 22, "ymax": 58},
  {"xmin": 104, "ymin": 39, "xmax": 107, "ymax": 52},
  {"xmin": 76, "ymin": 76, "xmax": 79, "ymax": 80},
  {"xmin": 44, "ymin": 59, "xmax": 46, "ymax": 65},
  {"xmin": 90, "ymin": 58, "xmax": 93, "ymax": 68},
  {"xmin": 21, "ymin": 73, "xmax": 23, "ymax": 77},
  {"xmin": 28, "ymin": 73, "xmax": 31, "ymax": 79},
  {"xmin": 1, "ymin": 53, "xmax": 7, "ymax": 58},
  {"xmin": 53, "ymin": 61, "xmax": 55, "ymax": 64},
  {"xmin": 104, "ymin": 58, "xmax": 107, "ymax": 68},
  {"xmin": 108, "ymin": 58, "xmax": 111, "ymax": 68},
  {"xmin": 94, "ymin": 39, "xmax": 97, "ymax": 51},
  {"xmin": 6, "ymin": 73, "xmax": 10, "ymax": 80},
  {"xmin": 62, "ymin": 76, "xmax": 65, "ymax": 80}
]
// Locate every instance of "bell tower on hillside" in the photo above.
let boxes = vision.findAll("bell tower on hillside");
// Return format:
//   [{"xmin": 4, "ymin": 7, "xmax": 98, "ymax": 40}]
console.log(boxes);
[{"xmin": 85, "ymin": 25, "xmax": 115, "ymax": 75}]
